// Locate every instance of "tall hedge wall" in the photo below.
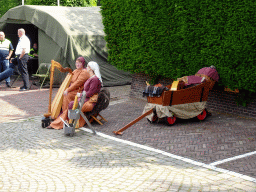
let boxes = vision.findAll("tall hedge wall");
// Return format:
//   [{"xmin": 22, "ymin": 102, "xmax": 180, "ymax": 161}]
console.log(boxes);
[{"xmin": 101, "ymin": 0, "xmax": 256, "ymax": 92}]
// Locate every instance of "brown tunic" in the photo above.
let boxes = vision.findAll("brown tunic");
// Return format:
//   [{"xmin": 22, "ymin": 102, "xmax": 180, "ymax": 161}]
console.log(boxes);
[
  {"xmin": 61, "ymin": 69, "xmax": 90, "ymax": 112},
  {"xmin": 50, "ymin": 68, "xmax": 89, "ymax": 129}
]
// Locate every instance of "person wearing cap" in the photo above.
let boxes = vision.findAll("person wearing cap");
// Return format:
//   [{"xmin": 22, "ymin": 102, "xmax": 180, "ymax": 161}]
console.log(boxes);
[
  {"xmin": 46, "ymin": 61, "xmax": 102, "ymax": 129},
  {"xmin": 0, "ymin": 31, "xmax": 14, "ymax": 87}
]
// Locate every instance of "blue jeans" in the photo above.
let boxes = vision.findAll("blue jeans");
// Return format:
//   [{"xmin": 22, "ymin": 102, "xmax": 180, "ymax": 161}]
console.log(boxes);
[
  {"xmin": 0, "ymin": 59, "xmax": 10, "ymax": 83},
  {"xmin": 0, "ymin": 63, "xmax": 14, "ymax": 83}
]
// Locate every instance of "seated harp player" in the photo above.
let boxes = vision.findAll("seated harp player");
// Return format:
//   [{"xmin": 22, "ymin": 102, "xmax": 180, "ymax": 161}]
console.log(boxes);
[
  {"xmin": 42, "ymin": 57, "xmax": 90, "ymax": 128},
  {"xmin": 46, "ymin": 61, "xmax": 102, "ymax": 130}
]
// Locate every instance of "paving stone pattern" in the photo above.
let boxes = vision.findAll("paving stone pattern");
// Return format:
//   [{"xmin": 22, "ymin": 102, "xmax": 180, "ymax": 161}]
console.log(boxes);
[
  {"xmin": 218, "ymin": 155, "xmax": 256, "ymax": 178},
  {"xmin": 1, "ymin": 80, "xmax": 256, "ymax": 191},
  {"xmin": 0, "ymin": 117, "xmax": 255, "ymax": 192},
  {"xmin": 0, "ymin": 87, "xmax": 58, "ymax": 123},
  {"xmin": 95, "ymin": 97, "xmax": 256, "ymax": 179}
]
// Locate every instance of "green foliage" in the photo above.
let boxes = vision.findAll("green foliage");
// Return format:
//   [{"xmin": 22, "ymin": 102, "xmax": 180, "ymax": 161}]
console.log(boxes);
[
  {"xmin": 235, "ymin": 90, "xmax": 256, "ymax": 107},
  {"xmin": 0, "ymin": 0, "xmax": 20, "ymax": 17},
  {"xmin": 101, "ymin": 0, "xmax": 256, "ymax": 93},
  {"xmin": 0, "ymin": 0, "xmax": 98, "ymax": 18},
  {"xmin": 26, "ymin": 0, "xmax": 97, "ymax": 6}
]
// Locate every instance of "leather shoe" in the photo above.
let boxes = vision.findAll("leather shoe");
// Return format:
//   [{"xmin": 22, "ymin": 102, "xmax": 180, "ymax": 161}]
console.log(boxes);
[
  {"xmin": 19, "ymin": 87, "xmax": 28, "ymax": 91},
  {"xmin": 6, "ymin": 83, "xmax": 11, "ymax": 88}
]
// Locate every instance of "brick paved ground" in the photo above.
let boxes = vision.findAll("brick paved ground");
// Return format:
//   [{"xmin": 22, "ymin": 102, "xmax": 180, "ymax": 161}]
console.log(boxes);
[
  {"xmin": 0, "ymin": 79, "xmax": 58, "ymax": 123},
  {"xmin": 0, "ymin": 79, "xmax": 256, "ymax": 191},
  {"xmin": 96, "ymin": 98, "xmax": 256, "ymax": 179},
  {"xmin": 0, "ymin": 116, "xmax": 256, "ymax": 191}
]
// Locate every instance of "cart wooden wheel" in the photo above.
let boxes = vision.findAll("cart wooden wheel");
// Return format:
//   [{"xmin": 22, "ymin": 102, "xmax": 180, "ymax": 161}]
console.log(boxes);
[
  {"xmin": 197, "ymin": 109, "xmax": 207, "ymax": 121},
  {"xmin": 165, "ymin": 116, "xmax": 176, "ymax": 125}
]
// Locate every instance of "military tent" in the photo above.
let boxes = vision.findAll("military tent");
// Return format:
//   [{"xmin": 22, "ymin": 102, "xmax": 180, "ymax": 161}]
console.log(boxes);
[{"xmin": 0, "ymin": 5, "xmax": 131, "ymax": 86}]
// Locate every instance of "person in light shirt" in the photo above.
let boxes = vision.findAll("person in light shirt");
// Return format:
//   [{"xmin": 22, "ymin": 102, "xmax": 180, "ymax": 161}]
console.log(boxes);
[{"xmin": 10, "ymin": 28, "xmax": 30, "ymax": 91}]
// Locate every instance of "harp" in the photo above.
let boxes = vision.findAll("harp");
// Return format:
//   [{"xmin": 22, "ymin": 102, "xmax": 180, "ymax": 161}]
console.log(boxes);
[{"xmin": 44, "ymin": 60, "xmax": 73, "ymax": 120}]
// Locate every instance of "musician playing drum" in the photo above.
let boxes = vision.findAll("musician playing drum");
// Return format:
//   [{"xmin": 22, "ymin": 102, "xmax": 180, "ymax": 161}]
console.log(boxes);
[{"xmin": 47, "ymin": 61, "xmax": 102, "ymax": 129}]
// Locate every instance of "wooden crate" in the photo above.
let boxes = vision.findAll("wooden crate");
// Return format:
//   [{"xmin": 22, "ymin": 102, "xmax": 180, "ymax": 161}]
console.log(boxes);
[
  {"xmin": 147, "ymin": 90, "xmax": 173, "ymax": 106},
  {"xmin": 147, "ymin": 80, "xmax": 214, "ymax": 106}
]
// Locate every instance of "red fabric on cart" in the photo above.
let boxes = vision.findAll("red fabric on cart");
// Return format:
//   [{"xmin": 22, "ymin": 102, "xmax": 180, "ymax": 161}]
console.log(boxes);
[
  {"xmin": 186, "ymin": 75, "xmax": 204, "ymax": 86},
  {"xmin": 196, "ymin": 67, "xmax": 219, "ymax": 82}
]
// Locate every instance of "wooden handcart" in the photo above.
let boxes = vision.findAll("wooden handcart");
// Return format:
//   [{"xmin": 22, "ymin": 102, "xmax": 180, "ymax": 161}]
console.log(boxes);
[{"xmin": 113, "ymin": 79, "xmax": 215, "ymax": 135}]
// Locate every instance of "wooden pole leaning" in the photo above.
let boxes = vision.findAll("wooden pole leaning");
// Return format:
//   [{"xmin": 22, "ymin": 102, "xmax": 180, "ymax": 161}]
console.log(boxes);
[{"xmin": 113, "ymin": 108, "xmax": 154, "ymax": 135}]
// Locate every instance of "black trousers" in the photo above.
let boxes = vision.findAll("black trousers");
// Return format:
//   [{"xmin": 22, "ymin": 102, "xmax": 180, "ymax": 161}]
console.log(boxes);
[{"xmin": 12, "ymin": 54, "xmax": 29, "ymax": 88}]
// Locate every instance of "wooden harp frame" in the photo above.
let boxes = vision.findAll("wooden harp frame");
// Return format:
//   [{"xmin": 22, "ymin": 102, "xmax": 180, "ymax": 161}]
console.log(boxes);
[{"xmin": 44, "ymin": 60, "xmax": 73, "ymax": 119}]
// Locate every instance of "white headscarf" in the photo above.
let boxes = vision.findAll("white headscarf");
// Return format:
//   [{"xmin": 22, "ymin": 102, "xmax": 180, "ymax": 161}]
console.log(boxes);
[{"xmin": 87, "ymin": 61, "xmax": 103, "ymax": 86}]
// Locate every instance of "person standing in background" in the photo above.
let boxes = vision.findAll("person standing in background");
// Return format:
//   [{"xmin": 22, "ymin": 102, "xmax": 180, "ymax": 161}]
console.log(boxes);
[
  {"xmin": 0, "ymin": 31, "xmax": 14, "ymax": 87},
  {"xmin": 11, "ymin": 28, "xmax": 30, "ymax": 91},
  {"xmin": 28, "ymin": 43, "xmax": 38, "ymax": 58},
  {"xmin": 28, "ymin": 42, "xmax": 39, "ymax": 75}
]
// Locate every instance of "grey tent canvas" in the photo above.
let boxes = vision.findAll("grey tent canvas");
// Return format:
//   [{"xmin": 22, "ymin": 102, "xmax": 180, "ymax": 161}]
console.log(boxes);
[{"xmin": 0, "ymin": 5, "xmax": 131, "ymax": 86}]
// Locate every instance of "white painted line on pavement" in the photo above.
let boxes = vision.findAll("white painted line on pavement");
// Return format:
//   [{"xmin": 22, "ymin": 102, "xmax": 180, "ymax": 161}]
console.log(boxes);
[
  {"xmin": 80, "ymin": 98, "xmax": 256, "ymax": 183},
  {"xmin": 80, "ymin": 128, "xmax": 256, "ymax": 183},
  {"xmin": 81, "ymin": 128, "xmax": 94, "ymax": 134},
  {"xmin": 109, "ymin": 99, "xmax": 129, "ymax": 106},
  {"xmin": 209, "ymin": 151, "xmax": 256, "ymax": 166}
]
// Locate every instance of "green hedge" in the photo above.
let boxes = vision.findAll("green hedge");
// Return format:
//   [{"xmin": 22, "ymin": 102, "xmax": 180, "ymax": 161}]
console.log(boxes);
[
  {"xmin": 26, "ymin": 0, "xmax": 97, "ymax": 6},
  {"xmin": 0, "ymin": 0, "xmax": 19, "ymax": 18},
  {"xmin": 101, "ymin": 0, "xmax": 256, "ymax": 92}
]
